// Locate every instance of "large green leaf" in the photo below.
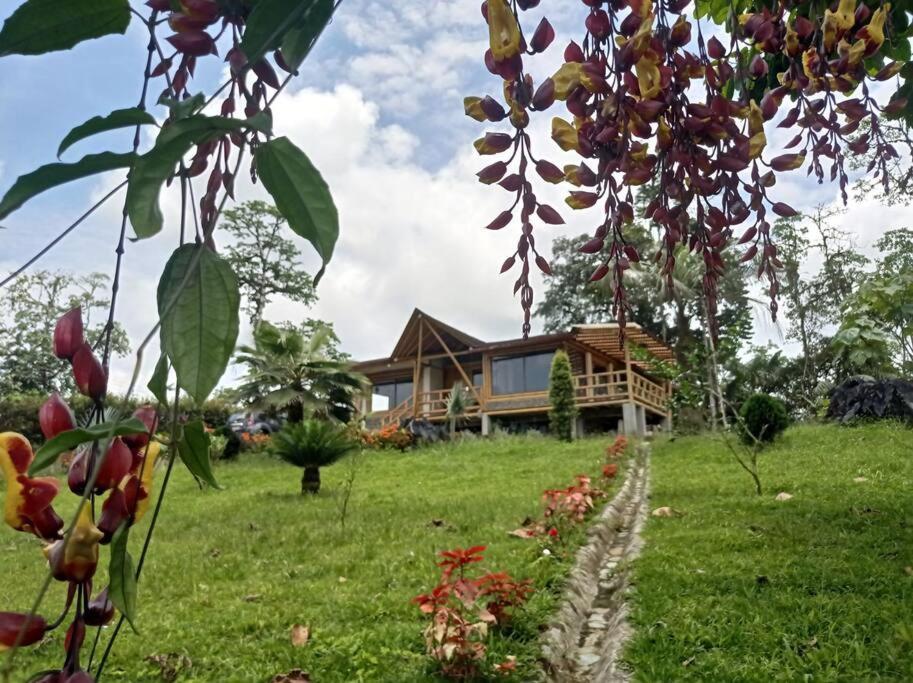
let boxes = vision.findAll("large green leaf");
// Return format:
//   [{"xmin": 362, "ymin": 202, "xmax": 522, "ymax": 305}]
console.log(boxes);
[
  {"xmin": 126, "ymin": 114, "xmax": 272, "ymax": 239},
  {"xmin": 254, "ymin": 137, "xmax": 338, "ymax": 282},
  {"xmin": 156, "ymin": 244, "xmax": 240, "ymax": 404},
  {"xmin": 109, "ymin": 523, "xmax": 139, "ymax": 634},
  {"xmin": 0, "ymin": 0, "xmax": 130, "ymax": 57},
  {"xmin": 0, "ymin": 152, "xmax": 135, "ymax": 221},
  {"xmin": 30, "ymin": 417, "xmax": 147, "ymax": 475},
  {"xmin": 241, "ymin": 0, "xmax": 331, "ymax": 67},
  {"xmin": 177, "ymin": 419, "xmax": 221, "ymax": 489},
  {"xmin": 58, "ymin": 108, "xmax": 156, "ymax": 158},
  {"xmin": 280, "ymin": 0, "xmax": 336, "ymax": 70}
]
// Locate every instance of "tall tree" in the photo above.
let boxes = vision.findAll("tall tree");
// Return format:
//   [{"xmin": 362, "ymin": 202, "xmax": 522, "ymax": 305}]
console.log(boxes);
[
  {"xmin": 0, "ymin": 270, "xmax": 129, "ymax": 394},
  {"xmin": 222, "ymin": 200, "xmax": 317, "ymax": 328}
]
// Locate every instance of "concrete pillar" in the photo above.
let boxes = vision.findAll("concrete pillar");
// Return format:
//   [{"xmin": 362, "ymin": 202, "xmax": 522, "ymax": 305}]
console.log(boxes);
[
  {"xmin": 636, "ymin": 405, "xmax": 647, "ymax": 435},
  {"xmin": 481, "ymin": 413, "xmax": 491, "ymax": 436},
  {"xmin": 622, "ymin": 402, "xmax": 638, "ymax": 436},
  {"xmin": 662, "ymin": 413, "xmax": 673, "ymax": 432},
  {"xmin": 575, "ymin": 416, "xmax": 585, "ymax": 439}
]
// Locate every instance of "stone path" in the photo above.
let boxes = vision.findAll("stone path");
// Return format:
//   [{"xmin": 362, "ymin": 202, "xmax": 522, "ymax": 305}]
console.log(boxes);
[{"xmin": 542, "ymin": 452, "xmax": 651, "ymax": 682}]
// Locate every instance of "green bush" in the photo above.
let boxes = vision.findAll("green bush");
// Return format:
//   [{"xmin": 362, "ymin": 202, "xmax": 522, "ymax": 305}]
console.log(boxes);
[
  {"xmin": 272, "ymin": 420, "xmax": 358, "ymax": 494},
  {"xmin": 739, "ymin": 393, "xmax": 789, "ymax": 445},
  {"xmin": 548, "ymin": 350, "xmax": 577, "ymax": 441}
]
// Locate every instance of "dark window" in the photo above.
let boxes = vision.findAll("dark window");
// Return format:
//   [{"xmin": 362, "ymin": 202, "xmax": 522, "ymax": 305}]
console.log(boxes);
[
  {"xmin": 472, "ymin": 370, "xmax": 483, "ymax": 387},
  {"xmin": 372, "ymin": 379, "xmax": 413, "ymax": 411},
  {"xmin": 491, "ymin": 352, "xmax": 554, "ymax": 395}
]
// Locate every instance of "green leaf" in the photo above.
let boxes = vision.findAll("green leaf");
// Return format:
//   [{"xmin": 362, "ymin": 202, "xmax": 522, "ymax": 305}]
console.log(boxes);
[
  {"xmin": 109, "ymin": 523, "xmax": 139, "ymax": 634},
  {"xmin": 177, "ymin": 419, "xmax": 220, "ymax": 488},
  {"xmin": 157, "ymin": 92, "xmax": 206, "ymax": 120},
  {"xmin": 58, "ymin": 108, "xmax": 156, "ymax": 158},
  {"xmin": 148, "ymin": 354, "xmax": 170, "ymax": 406},
  {"xmin": 279, "ymin": 0, "xmax": 336, "ymax": 70},
  {"xmin": 156, "ymin": 244, "xmax": 240, "ymax": 404},
  {"xmin": 30, "ymin": 417, "xmax": 147, "ymax": 475},
  {"xmin": 0, "ymin": 0, "xmax": 130, "ymax": 57},
  {"xmin": 126, "ymin": 114, "xmax": 272, "ymax": 239},
  {"xmin": 0, "ymin": 152, "xmax": 135, "ymax": 221},
  {"xmin": 254, "ymin": 136, "xmax": 338, "ymax": 281}
]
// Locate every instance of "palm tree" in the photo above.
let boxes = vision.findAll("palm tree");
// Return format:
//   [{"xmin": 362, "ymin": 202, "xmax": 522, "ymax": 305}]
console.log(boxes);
[
  {"xmin": 272, "ymin": 420, "xmax": 358, "ymax": 494},
  {"xmin": 236, "ymin": 321, "xmax": 367, "ymax": 424}
]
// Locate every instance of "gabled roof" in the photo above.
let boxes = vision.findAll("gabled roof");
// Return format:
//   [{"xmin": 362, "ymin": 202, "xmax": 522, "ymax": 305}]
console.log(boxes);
[{"xmin": 389, "ymin": 308, "xmax": 485, "ymax": 360}]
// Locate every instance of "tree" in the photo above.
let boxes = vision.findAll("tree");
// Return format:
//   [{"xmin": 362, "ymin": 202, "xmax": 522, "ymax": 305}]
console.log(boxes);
[
  {"xmin": 548, "ymin": 350, "xmax": 577, "ymax": 441},
  {"xmin": 272, "ymin": 420, "xmax": 358, "ymax": 494},
  {"xmin": 0, "ymin": 270, "xmax": 129, "ymax": 395},
  {"xmin": 235, "ymin": 321, "xmax": 367, "ymax": 425},
  {"xmin": 222, "ymin": 200, "xmax": 317, "ymax": 328},
  {"xmin": 874, "ymin": 228, "xmax": 913, "ymax": 277}
]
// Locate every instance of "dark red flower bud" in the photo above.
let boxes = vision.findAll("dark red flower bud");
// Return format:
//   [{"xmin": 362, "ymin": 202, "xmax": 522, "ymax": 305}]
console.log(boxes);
[
  {"xmin": 531, "ymin": 78, "xmax": 555, "ymax": 110},
  {"xmin": 84, "ymin": 589, "xmax": 115, "ymax": 627},
  {"xmin": 473, "ymin": 132, "xmax": 514, "ymax": 155},
  {"xmin": 123, "ymin": 405, "xmax": 159, "ymax": 456},
  {"xmin": 535, "ymin": 255, "xmax": 552, "ymax": 275},
  {"xmin": 739, "ymin": 244, "xmax": 759, "ymax": 262},
  {"xmin": 0, "ymin": 612, "xmax": 48, "ymax": 650},
  {"xmin": 97, "ymin": 488, "xmax": 130, "ymax": 543},
  {"xmin": 771, "ymin": 202, "xmax": 798, "ymax": 217},
  {"xmin": 516, "ymin": 0, "xmax": 540, "ymax": 8},
  {"xmin": 499, "ymin": 174, "xmax": 524, "ymax": 192},
  {"xmin": 535, "ymin": 160, "xmax": 564, "ymax": 183},
  {"xmin": 477, "ymin": 161, "xmax": 508, "ymax": 184},
  {"xmin": 794, "ymin": 15, "xmax": 815, "ymax": 38},
  {"xmin": 485, "ymin": 211, "xmax": 513, "ymax": 231},
  {"xmin": 252, "ymin": 59, "xmax": 281, "ymax": 89},
  {"xmin": 590, "ymin": 263, "xmax": 610, "ymax": 282},
  {"xmin": 480, "ymin": 96, "xmax": 507, "ymax": 121},
  {"xmin": 737, "ymin": 227, "xmax": 757, "ymax": 244},
  {"xmin": 39, "ymin": 393, "xmax": 76, "ymax": 441},
  {"xmin": 854, "ymin": 3, "xmax": 870, "ymax": 24},
  {"xmin": 72, "ymin": 344, "xmax": 107, "ymax": 401},
  {"xmin": 707, "ymin": 36, "xmax": 726, "ymax": 60},
  {"xmin": 536, "ymin": 204, "xmax": 565, "ymax": 225},
  {"xmin": 53, "ymin": 307, "xmax": 84, "ymax": 360},
  {"xmin": 166, "ymin": 30, "xmax": 216, "ymax": 57},
  {"xmin": 580, "ymin": 237, "xmax": 604, "ymax": 254},
  {"xmin": 564, "ymin": 41, "xmax": 585, "ymax": 63},
  {"xmin": 623, "ymin": 245, "xmax": 641, "ymax": 262},
  {"xmin": 750, "ymin": 54, "xmax": 768, "ymax": 79},
  {"xmin": 68, "ymin": 448, "xmax": 91, "ymax": 496},
  {"xmin": 146, "ymin": 0, "xmax": 171, "ymax": 10},
  {"xmin": 500, "ymin": 256, "xmax": 516, "ymax": 273},
  {"xmin": 94, "ymin": 438, "xmax": 133, "ymax": 494},
  {"xmin": 530, "ymin": 18, "xmax": 555, "ymax": 52},
  {"xmin": 585, "ymin": 10, "xmax": 611, "ymax": 39}
]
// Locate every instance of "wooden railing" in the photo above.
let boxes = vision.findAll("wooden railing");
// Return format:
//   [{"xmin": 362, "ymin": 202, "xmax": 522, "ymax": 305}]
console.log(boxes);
[
  {"xmin": 631, "ymin": 373, "xmax": 667, "ymax": 411},
  {"xmin": 573, "ymin": 371, "xmax": 628, "ymax": 402},
  {"xmin": 379, "ymin": 387, "xmax": 482, "ymax": 427}
]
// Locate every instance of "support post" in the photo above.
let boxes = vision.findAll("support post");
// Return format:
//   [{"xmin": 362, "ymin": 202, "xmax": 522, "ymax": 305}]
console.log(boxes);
[
  {"xmin": 481, "ymin": 413, "xmax": 491, "ymax": 436},
  {"xmin": 575, "ymin": 415, "xmax": 585, "ymax": 438},
  {"xmin": 584, "ymin": 351, "xmax": 593, "ymax": 399},
  {"xmin": 425, "ymin": 321, "xmax": 483, "ymax": 407},
  {"xmin": 636, "ymin": 404, "xmax": 647, "ymax": 435},
  {"xmin": 622, "ymin": 402, "xmax": 639, "ymax": 437},
  {"xmin": 412, "ymin": 317, "xmax": 424, "ymax": 417}
]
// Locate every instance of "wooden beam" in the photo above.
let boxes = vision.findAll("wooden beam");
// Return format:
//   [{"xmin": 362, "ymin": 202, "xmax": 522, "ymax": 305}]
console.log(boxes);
[
  {"xmin": 425, "ymin": 320, "xmax": 483, "ymax": 407},
  {"xmin": 624, "ymin": 340, "xmax": 634, "ymax": 403},
  {"xmin": 412, "ymin": 316, "xmax": 424, "ymax": 416}
]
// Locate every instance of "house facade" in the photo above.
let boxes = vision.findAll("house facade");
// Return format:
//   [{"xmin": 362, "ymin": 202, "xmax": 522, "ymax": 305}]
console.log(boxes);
[{"xmin": 353, "ymin": 309, "xmax": 675, "ymax": 436}]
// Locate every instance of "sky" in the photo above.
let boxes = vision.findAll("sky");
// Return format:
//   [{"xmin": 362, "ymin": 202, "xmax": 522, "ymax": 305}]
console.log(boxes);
[{"xmin": 0, "ymin": 1, "xmax": 910, "ymax": 394}]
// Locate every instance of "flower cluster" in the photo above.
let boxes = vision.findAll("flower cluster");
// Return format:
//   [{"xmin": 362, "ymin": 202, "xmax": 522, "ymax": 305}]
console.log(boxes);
[
  {"xmin": 469, "ymin": 0, "xmax": 907, "ymax": 337},
  {"xmin": 413, "ymin": 546, "xmax": 532, "ymax": 679},
  {"xmin": 543, "ymin": 474, "xmax": 605, "ymax": 524},
  {"xmin": 0, "ymin": 308, "xmax": 160, "ymax": 681},
  {"xmin": 359, "ymin": 424, "xmax": 413, "ymax": 451}
]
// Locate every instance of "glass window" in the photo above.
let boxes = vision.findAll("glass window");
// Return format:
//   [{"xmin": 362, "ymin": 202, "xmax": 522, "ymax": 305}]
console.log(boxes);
[
  {"xmin": 491, "ymin": 352, "xmax": 554, "ymax": 395},
  {"xmin": 472, "ymin": 370, "xmax": 483, "ymax": 387},
  {"xmin": 371, "ymin": 380, "xmax": 413, "ymax": 411}
]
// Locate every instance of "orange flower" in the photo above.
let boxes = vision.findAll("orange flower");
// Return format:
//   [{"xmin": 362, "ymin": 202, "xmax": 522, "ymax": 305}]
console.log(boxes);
[{"xmin": 1, "ymin": 433, "xmax": 63, "ymax": 541}]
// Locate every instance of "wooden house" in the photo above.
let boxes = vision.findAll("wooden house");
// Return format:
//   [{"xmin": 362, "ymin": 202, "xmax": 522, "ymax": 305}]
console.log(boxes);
[{"xmin": 353, "ymin": 309, "xmax": 675, "ymax": 436}]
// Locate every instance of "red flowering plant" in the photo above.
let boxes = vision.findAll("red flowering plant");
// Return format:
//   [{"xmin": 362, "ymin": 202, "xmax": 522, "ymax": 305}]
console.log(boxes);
[
  {"xmin": 606, "ymin": 434, "xmax": 629, "ymax": 460},
  {"xmin": 413, "ymin": 546, "xmax": 533, "ymax": 679},
  {"xmin": 0, "ymin": 0, "xmax": 345, "ymax": 678},
  {"xmin": 469, "ymin": 0, "xmax": 911, "ymax": 338},
  {"xmin": 543, "ymin": 474, "xmax": 605, "ymax": 525}
]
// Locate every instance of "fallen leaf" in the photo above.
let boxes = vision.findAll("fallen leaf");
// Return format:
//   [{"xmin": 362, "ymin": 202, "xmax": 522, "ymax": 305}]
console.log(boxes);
[
  {"xmin": 495, "ymin": 656, "xmax": 517, "ymax": 675},
  {"xmin": 508, "ymin": 527, "xmax": 538, "ymax": 539},
  {"xmin": 853, "ymin": 476, "xmax": 868, "ymax": 483},
  {"xmin": 904, "ymin": 566, "xmax": 913, "ymax": 576},
  {"xmin": 271, "ymin": 669, "xmax": 312, "ymax": 683},
  {"xmin": 242, "ymin": 594, "xmax": 262, "ymax": 603},
  {"xmin": 290, "ymin": 624, "xmax": 310, "ymax": 647},
  {"xmin": 774, "ymin": 492, "xmax": 793, "ymax": 501},
  {"xmin": 651, "ymin": 506, "xmax": 681, "ymax": 517},
  {"xmin": 338, "ymin": 576, "xmax": 347, "ymax": 583},
  {"xmin": 682, "ymin": 656, "xmax": 696, "ymax": 667}
]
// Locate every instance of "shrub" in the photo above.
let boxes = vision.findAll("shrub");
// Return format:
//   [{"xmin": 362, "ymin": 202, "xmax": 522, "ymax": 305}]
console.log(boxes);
[
  {"xmin": 412, "ymin": 546, "xmax": 532, "ymax": 679},
  {"xmin": 606, "ymin": 434, "xmax": 628, "ymax": 459},
  {"xmin": 271, "ymin": 420, "xmax": 358, "ymax": 494},
  {"xmin": 739, "ymin": 393, "xmax": 789, "ymax": 444},
  {"xmin": 548, "ymin": 350, "xmax": 577, "ymax": 441},
  {"xmin": 826, "ymin": 377, "xmax": 913, "ymax": 424},
  {"xmin": 542, "ymin": 474, "xmax": 604, "ymax": 524},
  {"xmin": 361, "ymin": 424, "xmax": 413, "ymax": 451}
]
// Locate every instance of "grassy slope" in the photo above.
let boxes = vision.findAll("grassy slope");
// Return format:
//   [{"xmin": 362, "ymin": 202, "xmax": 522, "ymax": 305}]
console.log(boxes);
[
  {"xmin": 1, "ymin": 435, "xmax": 617, "ymax": 682},
  {"xmin": 625, "ymin": 422, "xmax": 913, "ymax": 682}
]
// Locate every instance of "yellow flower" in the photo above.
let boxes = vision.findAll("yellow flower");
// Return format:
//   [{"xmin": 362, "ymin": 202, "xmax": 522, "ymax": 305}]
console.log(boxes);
[
  {"xmin": 488, "ymin": 0, "xmax": 521, "ymax": 60},
  {"xmin": 551, "ymin": 117, "xmax": 580, "ymax": 152},
  {"xmin": 133, "ymin": 441, "xmax": 161, "ymax": 523},
  {"xmin": 833, "ymin": 0, "xmax": 856, "ymax": 31},
  {"xmin": 784, "ymin": 24, "xmax": 800, "ymax": 56},
  {"xmin": 44, "ymin": 505, "xmax": 103, "ymax": 583},
  {"xmin": 858, "ymin": 4, "xmax": 889, "ymax": 53},
  {"xmin": 463, "ymin": 97, "xmax": 486, "ymax": 122},
  {"xmin": 634, "ymin": 52, "xmax": 661, "ymax": 100}
]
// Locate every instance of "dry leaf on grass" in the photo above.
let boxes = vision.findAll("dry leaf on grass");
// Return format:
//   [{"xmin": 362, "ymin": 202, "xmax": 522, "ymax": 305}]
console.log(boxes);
[
  {"xmin": 291, "ymin": 624, "xmax": 310, "ymax": 647},
  {"xmin": 853, "ymin": 476, "xmax": 868, "ymax": 483},
  {"xmin": 774, "ymin": 492, "xmax": 793, "ymax": 501},
  {"xmin": 651, "ymin": 506, "xmax": 682, "ymax": 517}
]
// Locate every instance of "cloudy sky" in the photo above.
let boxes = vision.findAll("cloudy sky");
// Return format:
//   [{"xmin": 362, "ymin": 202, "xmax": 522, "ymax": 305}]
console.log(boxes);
[{"xmin": 0, "ymin": 1, "xmax": 909, "ymax": 393}]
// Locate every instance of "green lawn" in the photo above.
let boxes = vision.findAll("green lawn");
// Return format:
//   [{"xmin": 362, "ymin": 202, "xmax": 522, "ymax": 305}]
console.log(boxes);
[
  {"xmin": 1, "ymin": 435, "xmax": 615, "ymax": 682},
  {"xmin": 625, "ymin": 421, "xmax": 913, "ymax": 681}
]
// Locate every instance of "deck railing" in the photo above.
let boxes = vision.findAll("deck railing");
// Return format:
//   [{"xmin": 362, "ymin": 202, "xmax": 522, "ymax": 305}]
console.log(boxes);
[{"xmin": 375, "ymin": 373, "xmax": 665, "ymax": 426}]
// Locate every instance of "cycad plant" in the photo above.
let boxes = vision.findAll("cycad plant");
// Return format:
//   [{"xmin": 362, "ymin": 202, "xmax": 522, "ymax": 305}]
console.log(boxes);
[
  {"xmin": 272, "ymin": 420, "xmax": 358, "ymax": 494},
  {"xmin": 444, "ymin": 383, "xmax": 471, "ymax": 439}
]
